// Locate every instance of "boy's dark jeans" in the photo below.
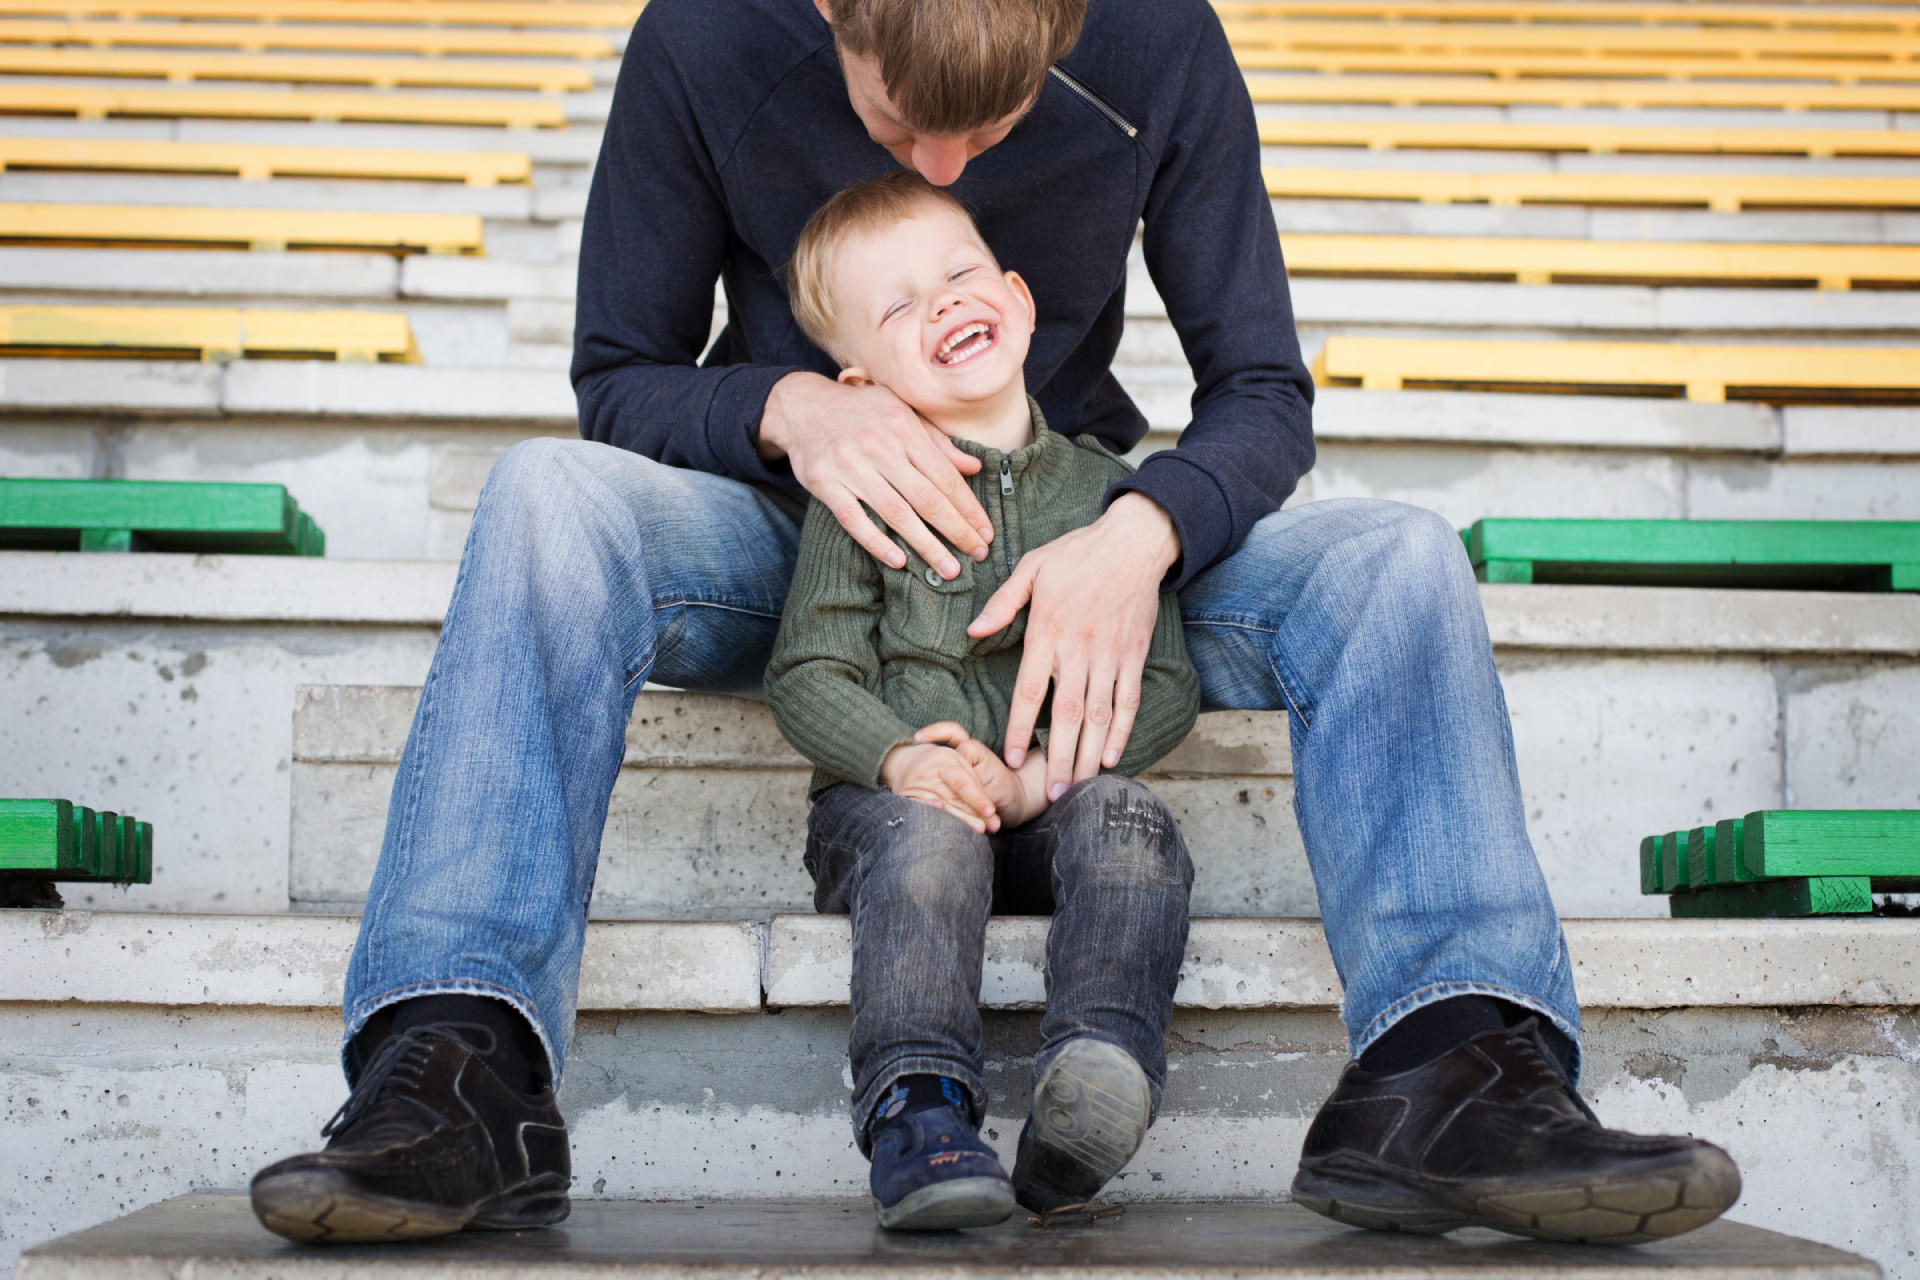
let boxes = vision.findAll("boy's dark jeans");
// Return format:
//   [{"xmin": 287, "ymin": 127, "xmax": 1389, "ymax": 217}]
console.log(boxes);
[{"xmin": 806, "ymin": 773, "xmax": 1194, "ymax": 1152}]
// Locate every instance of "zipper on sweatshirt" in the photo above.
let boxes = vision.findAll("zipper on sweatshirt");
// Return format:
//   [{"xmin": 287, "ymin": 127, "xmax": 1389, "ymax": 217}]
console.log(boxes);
[
  {"xmin": 997, "ymin": 455, "xmax": 1015, "ymax": 571},
  {"xmin": 1048, "ymin": 66, "xmax": 1138, "ymax": 139}
]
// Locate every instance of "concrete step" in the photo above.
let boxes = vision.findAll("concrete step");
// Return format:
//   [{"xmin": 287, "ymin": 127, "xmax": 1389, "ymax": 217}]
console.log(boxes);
[
  {"xmin": 14, "ymin": 1195, "xmax": 1884, "ymax": 1279},
  {"xmin": 3, "ymin": 557, "xmax": 1915, "ymax": 916},
  {"xmin": 1, "ymin": 910, "xmax": 1910, "ymax": 1277},
  {"xmin": 288, "ymin": 582, "xmax": 1920, "ymax": 918},
  {"xmin": 11, "ymin": 356, "xmax": 1916, "ymax": 558}
]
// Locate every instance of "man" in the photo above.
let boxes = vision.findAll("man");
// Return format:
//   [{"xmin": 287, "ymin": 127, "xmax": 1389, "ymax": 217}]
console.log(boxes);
[{"xmin": 250, "ymin": 0, "xmax": 1740, "ymax": 1246}]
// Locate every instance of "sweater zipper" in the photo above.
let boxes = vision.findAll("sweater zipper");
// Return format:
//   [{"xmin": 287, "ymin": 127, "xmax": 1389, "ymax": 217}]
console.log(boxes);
[
  {"xmin": 1048, "ymin": 66, "xmax": 1138, "ymax": 139},
  {"xmin": 998, "ymin": 456, "xmax": 1015, "ymax": 571}
]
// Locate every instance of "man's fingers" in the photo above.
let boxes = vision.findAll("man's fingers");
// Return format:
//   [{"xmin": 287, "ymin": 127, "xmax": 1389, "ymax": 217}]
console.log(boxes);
[
  {"xmin": 1046, "ymin": 655, "xmax": 1089, "ymax": 802},
  {"xmin": 916, "ymin": 424, "xmax": 994, "ymax": 553},
  {"xmin": 823, "ymin": 490, "xmax": 907, "ymax": 570},
  {"xmin": 863, "ymin": 486, "xmax": 957, "ymax": 578},
  {"xmin": 1102, "ymin": 662, "xmax": 1145, "ymax": 771},
  {"xmin": 969, "ymin": 558, "xmax": 1039, "ymax": 639},
  {"xmin": 1073, "ymin": 656, "xmax": 1119, "ymax": 784},
  {"xmin": 1001, "ymin": 633, "xmax": 1054, "ymax": 769}
]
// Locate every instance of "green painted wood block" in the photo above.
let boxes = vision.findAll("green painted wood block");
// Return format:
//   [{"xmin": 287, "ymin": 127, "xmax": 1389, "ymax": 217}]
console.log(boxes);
[
  {"xmin": 1685, "ymin": 825, "xmax": 1715, "ymax": 889},
  {"xmin": 94, "ymin": 810, "xmax": 123, "ymax": 881},
  {"xmin": 0, "ymin": 478, "xmax": 325, "ymax": 556},
  {"xmin": 1478, "ymin": 559, "xmax": 1533, "ymax": 584},
  {"xmin": 1660, "ymin": 830, "xmax": 1688, "ymax": 893},
  {"xmin": 1460, "ymin": 518, "xmax": 1920, "ymax": 591},
  {"xmin": 1639, "ymin": 834, "xmax": 1661, "ymax": 895},
  {"xmin": 0, "ymin": 799, "xmax": 75, "ymax": 872},
  {"xmin": 131, "ymin": 821, "xmax": 153, "ymax": 885},
  {"xmin": 1711, "ymin": 817, "xmax": 1759, "ymax": 885},
  {"xmin": 1746, "ymin": 809, "xmax": 1920, "ymax": 879},
  {"xmin": 71, "ymin": 805, "xmax": 100, "ymax": 876},
  {"xmin": 1669, "ymin": 875, "xmax": 1874, "ymax": 918}
]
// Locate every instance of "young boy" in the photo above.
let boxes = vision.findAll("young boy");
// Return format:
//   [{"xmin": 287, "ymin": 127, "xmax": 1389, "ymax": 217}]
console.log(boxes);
[{"xmin": 765, "ymin": 173, "xmax": 1201, "ymax": 1231}]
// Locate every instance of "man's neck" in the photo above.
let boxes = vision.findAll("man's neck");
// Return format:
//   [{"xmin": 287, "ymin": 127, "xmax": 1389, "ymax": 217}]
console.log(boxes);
[{"xmin": 920, "ymin": 382, "xmax": 1034, "ymax": 454}]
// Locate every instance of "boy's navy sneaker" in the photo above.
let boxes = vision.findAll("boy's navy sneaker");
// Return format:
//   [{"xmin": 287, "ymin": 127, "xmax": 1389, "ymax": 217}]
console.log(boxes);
[
  {"xmin": 250, "ymin": 1023, "xmax": 570, "ymax": 1242},
  {"xmin": 868, "ymin": 1103, "xmax": 1016, "ymax": 1230},
  {"xmin": 1011, "ymin": 1038, "xmax": 1152, "ymax": 1212}
]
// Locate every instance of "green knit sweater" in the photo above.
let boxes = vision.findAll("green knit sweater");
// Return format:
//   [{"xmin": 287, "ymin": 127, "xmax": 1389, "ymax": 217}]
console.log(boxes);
[{"xmin": 765, "ymin": 403, "xmax": 1200, "ymax": 799}]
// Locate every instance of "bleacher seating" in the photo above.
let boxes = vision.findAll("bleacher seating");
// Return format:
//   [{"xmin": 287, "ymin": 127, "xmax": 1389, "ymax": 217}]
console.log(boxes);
[
  {"xmin": 1, "ymin": 0, "xmax": 1918, "ymax": 1272},
  {"xmin": 1459, "ymin": 517, "xmax": 1920, "ymax": 589},
  {"xmin": 0, "ymin": 478, "xmax": 326, "ymax": 554}
]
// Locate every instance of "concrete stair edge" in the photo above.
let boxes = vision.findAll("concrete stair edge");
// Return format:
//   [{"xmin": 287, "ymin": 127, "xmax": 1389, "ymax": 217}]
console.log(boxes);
[{"xmin": 5, "ymin": 910, "xmax": 1917, "ymax": 1015}]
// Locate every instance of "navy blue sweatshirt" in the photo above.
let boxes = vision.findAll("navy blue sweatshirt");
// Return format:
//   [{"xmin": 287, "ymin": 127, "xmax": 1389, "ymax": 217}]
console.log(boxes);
[{"xmin": 571, "ymin": 0, "xmax": 1314, "ymax": 589}]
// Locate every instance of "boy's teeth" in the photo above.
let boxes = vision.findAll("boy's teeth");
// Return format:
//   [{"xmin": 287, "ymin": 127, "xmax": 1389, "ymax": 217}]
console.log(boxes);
[{"xmin": 936, "ymin": 323, "xmax": 990, "ymax": 363}]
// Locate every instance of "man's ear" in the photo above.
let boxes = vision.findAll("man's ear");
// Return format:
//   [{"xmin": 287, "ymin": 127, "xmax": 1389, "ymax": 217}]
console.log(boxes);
[
  {"xmin": 836, "ymin": 365, "xmax": 873, "ymax": 387},
  {"xmin": 1005, "ymin": 269, "xmax": 1037, "ymax": 336},
  {"xmin": 812, "ymin": 0, "xmax": 832, "ymax": 24}
]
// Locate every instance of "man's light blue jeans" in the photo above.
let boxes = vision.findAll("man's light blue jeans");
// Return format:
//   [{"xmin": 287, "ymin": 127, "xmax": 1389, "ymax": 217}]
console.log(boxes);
[{"xmin": 342, "ymin": 437, "xmax": 1581, "ymax": 1086}]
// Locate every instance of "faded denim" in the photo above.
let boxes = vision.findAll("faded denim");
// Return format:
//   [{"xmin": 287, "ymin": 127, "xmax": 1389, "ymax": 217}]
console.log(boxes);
[{"xmin": 806, "ymin": 775, "xmax": 1193, "ymax": 1149}]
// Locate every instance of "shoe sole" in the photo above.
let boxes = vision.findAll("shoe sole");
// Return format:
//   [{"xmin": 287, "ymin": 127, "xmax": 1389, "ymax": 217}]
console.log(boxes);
[
  {"xmin": 1292, "ymin": 1145, "xmax": 1742, "ymax": 1245},
  {"xmin": 1013, "ymin": 1039, "xmax": 1151, "ymax": 1213},
  {"xmin": 875, "ymin": 1176, "xmax": 1017, "ymax": 1230},
  {"xmin": 250, "ymin": 1168, "xmax": 570, "ymax": 1244}
]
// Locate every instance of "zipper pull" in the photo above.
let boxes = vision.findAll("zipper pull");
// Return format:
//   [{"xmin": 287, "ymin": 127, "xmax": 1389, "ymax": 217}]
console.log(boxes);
[{"xmin": 999, "ymin": 456, "xmax": 1014, "ymax": 496}]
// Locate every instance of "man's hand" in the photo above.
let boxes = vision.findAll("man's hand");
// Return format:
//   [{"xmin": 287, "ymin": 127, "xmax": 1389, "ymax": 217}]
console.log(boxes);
[
  {"xmin": 760, "ymin": 372, "xmax": 993, "ymax": 578},
  {"xmin": 913, "ymin": 722, "xmax": 1049, "ymax": 829},
  {"xmin": 879, "ymin": 741, "xmax": 999, "ymax": 834},
  {"xmin": 967, "ymin": 493, "xmax": 1181, "ymax": 801}
]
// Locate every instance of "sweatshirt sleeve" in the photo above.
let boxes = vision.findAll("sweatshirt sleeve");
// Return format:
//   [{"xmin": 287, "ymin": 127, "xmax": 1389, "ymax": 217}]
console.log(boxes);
[
  {"xmin": 568, "ymin": 2, "xmax": 800, "ymax": 485},
  {"xmin": 1106, "ymin": 4, "xmax": 1316, "ymax": 591},
  {"xmin": 1109, "ymin": 593, "xmax": 1201, "ymax": 776},
  {"xmin": 765, "ymin": 503, "xmax": 919, "ymax": 790}
]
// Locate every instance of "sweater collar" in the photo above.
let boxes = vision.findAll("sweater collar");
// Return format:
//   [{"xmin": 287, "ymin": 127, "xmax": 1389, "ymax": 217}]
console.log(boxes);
[{"xmin": 943, "ymin": 396, "xmax": 1071, "ymax": 502}]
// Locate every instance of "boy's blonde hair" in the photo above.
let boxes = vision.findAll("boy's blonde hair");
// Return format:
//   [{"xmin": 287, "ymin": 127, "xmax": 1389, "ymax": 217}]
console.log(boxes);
[
  {"xmin": 788, "ymin": 171, "xmax": 987, "ymax": 366},
  {"xmin": 823, "ymin": 0, "xmax": 1085, "ymax": 134}
]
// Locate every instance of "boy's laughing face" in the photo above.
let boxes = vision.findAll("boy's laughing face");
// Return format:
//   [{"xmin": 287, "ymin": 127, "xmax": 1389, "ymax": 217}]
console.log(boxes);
[{"xmin": 826, "ymin": 202, "xmax": 1035, "ymax": 418}]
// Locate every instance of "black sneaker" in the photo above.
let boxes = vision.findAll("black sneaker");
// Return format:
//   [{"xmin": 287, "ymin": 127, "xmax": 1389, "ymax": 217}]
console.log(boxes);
[
  {"xmin": 1291, "ymin": 1019, "xmax": 1741, "ymax": 1245},
  {"xmin": 250, "ymin": 1023, "xmax": 570, "ymax": 1243},
  {"xmin": 1011, "ymin": 1037, "xmax": 1152, "ymax": 1213}
]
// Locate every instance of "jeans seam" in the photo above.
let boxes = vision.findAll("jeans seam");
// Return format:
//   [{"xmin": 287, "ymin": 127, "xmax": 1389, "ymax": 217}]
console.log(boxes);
[
  {"xmin": 640, "ymin": 597, "xmax": 784, "ymax": 688},
  {"xmin": 1183, "ymin": 616, "xmax": 1315, "ymax": 727}
]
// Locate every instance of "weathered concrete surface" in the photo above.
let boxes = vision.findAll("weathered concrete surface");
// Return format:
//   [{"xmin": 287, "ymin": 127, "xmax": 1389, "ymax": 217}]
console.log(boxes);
[
  {"xmin": 0, "ymin": 1005, "xmax": 1910, "ymax": 1278},
  {"xmin": 15, "ymin": 1195, "xmax": 1881, "ymax": 1279},
  {"xmin": 291, "ymin": 691, "xmax": 1302, "ymax": 918},
  {"xmin": 0, "ymin": 912, "xmax": 762, "ymax": 1012},
  {"xmin": 291, "ymin": 643, "xmax": 1920, "ymax": 918}
]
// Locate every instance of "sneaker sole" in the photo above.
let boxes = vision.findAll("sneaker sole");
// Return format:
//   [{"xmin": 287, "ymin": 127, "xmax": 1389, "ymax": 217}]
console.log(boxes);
[
  {"xmin": 1293, "ymin": 1145, "xmax": 1742, "ymax": 1245},
  {"xmin": 1013, "ymin": 1039, "xmax": 1151, "ymax": 1213},
  {"xmin": 875, "ymin": 1176, "xmax": 1017, "ymax": 1231},
  {"xmin": 250, "ymin": 1168, "xmax": 570, "ymax": 1244}
]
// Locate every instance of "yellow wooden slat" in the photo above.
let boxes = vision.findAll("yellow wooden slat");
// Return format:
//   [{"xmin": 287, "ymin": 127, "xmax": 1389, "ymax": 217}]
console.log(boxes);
[
  {"xmin": 0, "ymin": 0, "xmax": 641, "ymax": 27},
  {"xmin": 0, "ymin": 204, "xmax": 484, "ymax": 254},
  {"xmin": 1257, "ymin": 117, "xmax": 1920, "ymax": 158},
  {"xmin": 0, "ymin": 83, "xmax": 567, "ymax": 127},
  {"xmin": 1214, "ymin": 0, "xmax": 1920, "ymax": 36},
  {"xmin": 0, "ymin": 304, "xmax": 418, "ymax": 362},
  {"xmin": 0, "ymin": 46, "xmax": 594, "ymax": 91},
  {"xmin": 1245, "ymin": 71, "xmax": 1920, "ymax": 111},
  {"xmin": 1231, "ymin": 45, "xmax": 1920, "ymax": 84},
  {"xmin": 1313, "ymin": 336, "xmax": 1920, "ymax": 402},
  {"xmin": 1221, "ymin": 16, "xmax": 1920, "ymax": 60},
  {"xmin": 1282, "ymin": 234, "xmax": 1920, "ymax": 289},
  {"xmin": 1262, "ymin": 166, "xmax": 1920, "ymax": 213},
  {"xmin": 0, "ymin": 135, "xmax": 531, "ymax": 184},
  {"xmin": 0, "ymin": 17, "xmax": 616, "ymax": 56}
]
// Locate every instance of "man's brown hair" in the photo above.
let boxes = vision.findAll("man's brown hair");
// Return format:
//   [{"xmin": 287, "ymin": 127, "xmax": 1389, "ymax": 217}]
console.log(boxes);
[
  {"xmin": 825, "ymin": 0, "xmax": 1086, "ymax": 134},
  {"xmin": 788, "ymin": 171, "xmax": 984, "ymax": 365}
]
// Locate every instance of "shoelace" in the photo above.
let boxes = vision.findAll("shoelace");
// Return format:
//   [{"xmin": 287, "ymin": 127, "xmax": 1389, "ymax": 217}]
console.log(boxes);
[
  {"xmin": 320, "ymin": 1022, "xmax": 498, "ymax": 1140},
  {"xmin": 1501, "ymin": 1023, "xmax": 1601, "ymax": 1125}
]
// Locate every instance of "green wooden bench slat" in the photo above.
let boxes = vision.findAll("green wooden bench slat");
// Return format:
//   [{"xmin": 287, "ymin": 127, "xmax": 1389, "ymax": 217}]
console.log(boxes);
[
  {"xmin": 1711, "ymin": 817, "xmax": 1759, "ymax": 886},
  {"xmin": 0, "ymin": 798, "xmax": 74, "ymax": 871},
  {"xmin": 1685, "ymin": 825, "xmax": 1715, "ymax": 890},
  {"xmin": 1659, "ymin": 830, "xmax": 1687, "ymax": 894},
  {"xmin": 1668, "ymin": 876, "xmax": 1873, "ymax": 918},
  {"xmin": 0, "ymin": 799, "xmax": 148, "ymax": 883},
  {"xmin": 1747, "ymin": 810, "xmax": 1920, "ymax": 879},
  {"xmin": 1463, "ymin": 519, "xmax": 1920, "ymax": 591},
  {"xmin": 0, "ymin": 478, "xmax": 324, "ymax": 556},
  {"xmin": 1639, "ymin": 834, "xmax": 1660, "ymax": 895}
]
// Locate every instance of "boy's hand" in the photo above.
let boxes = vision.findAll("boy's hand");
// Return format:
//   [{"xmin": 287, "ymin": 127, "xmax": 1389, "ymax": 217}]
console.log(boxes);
[
  {"xmin": 913, "ymin": 723, "xmax": 1050, "ymax": 829},
  {"xmin": 879, "ymin": 741, "xmax": 999, "ymax": 834},
  {"xmin": 760, "ymin": 373, "xmax": 993, "ymax": 578}
]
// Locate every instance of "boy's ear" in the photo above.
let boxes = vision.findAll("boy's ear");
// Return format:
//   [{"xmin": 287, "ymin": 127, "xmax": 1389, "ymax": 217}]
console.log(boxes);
[
  {"xmin": 1004, "ymin": 269, "xmax": 1037, "ymax": 335},
  {"xmin": 836, "ymin": 365, "xmax": 873, "ymax": 387}
]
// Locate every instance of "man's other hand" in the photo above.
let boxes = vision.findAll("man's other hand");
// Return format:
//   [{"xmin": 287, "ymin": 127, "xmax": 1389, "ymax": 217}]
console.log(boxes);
[
  {"xmin": 967, "ymin": 493, "xmax": 1180, "ymax": 801},
  {"xmin": 761, "ymin": 372, "xmax": 993, "ymax": 577}
]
